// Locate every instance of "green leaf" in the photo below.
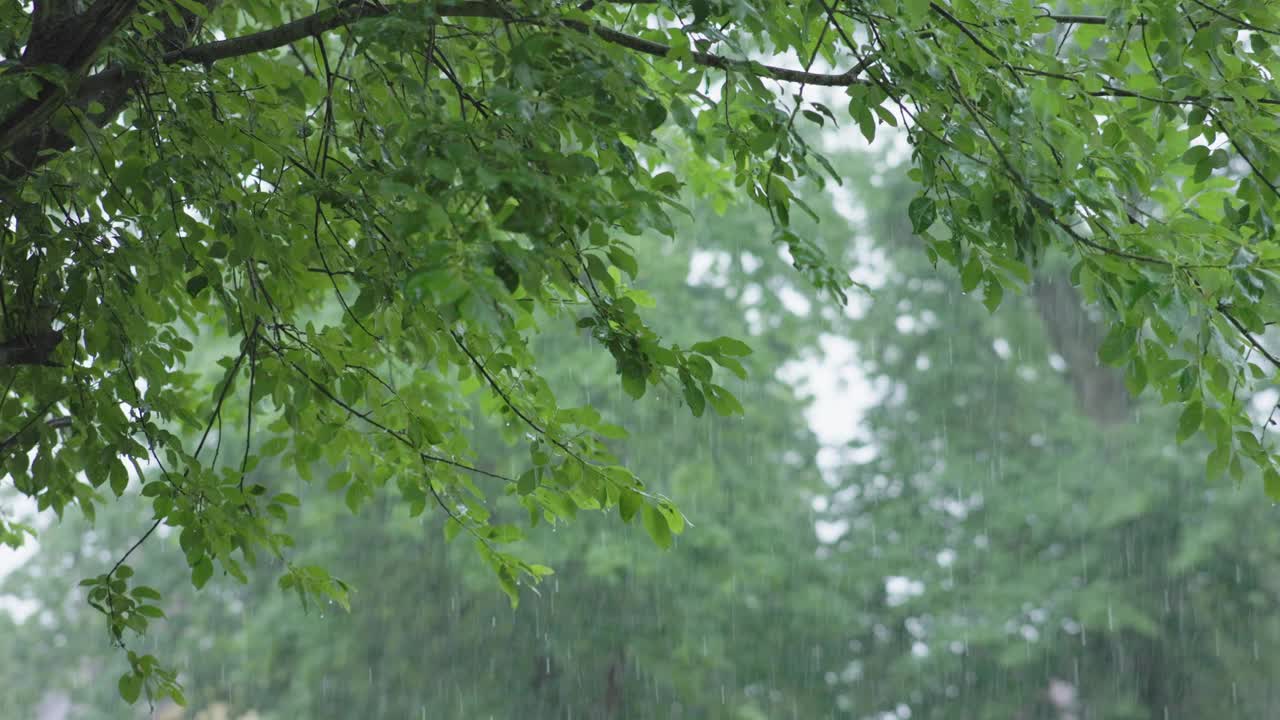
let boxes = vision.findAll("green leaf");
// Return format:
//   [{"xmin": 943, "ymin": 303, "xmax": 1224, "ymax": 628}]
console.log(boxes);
[
  {"xmin": 903, "ymin": 0, "xmax": 931, "ymax": 20},
  {"xmin": 620, "ymin": 371, "xmax": 646, "ymax": 399},
  {"xmin": 1229, "ymin": 247, "xmax": 1258, "ymax": 270},
  {"xmin": 191, "ymin": 557, "xmax": 213, "ymax": 590},
  {"xmin": 641, "ymin": 504, "xmax": 672, "ymax": 549},
  {"xmin": 110, "ymin": 466, "xmax": 129, "ymax": 497},
  {"xmin": 497, "ymin": 566, "xmax": 519, "ymax": 608},
  {"xmin": 344, "ymin": 484, "xmax": 364, "ymax": 513},
  {"xmin": 185, "ymin": 274, "xmax": 208, "ymax": 296},
  {"xmin": 656, "ymin": 499, "xmax": 685, "ymax": 534},
  {"xmin": 1206, "ymin": 444, "xmax": 1231, "ymax": 482},
  {"xmin": 443, "ymin": 518, "xmax": 464, "ymax": 542},
  {"xmin": 1193, "ymin": 158, "xmax": 1213, "ymax": 183},
  {"xmin": 642, "ymin": 97, "xmax": 667, "ymax": 133},
  {"xmin": 711, "ymin": 336, "xmax": 752, "ymax": 356},
  {"xmin": 685, "ymin": 355, "xmax": 714, "ymax": 382},
  {"xmin": 170, "ymin": 0, "xmax": 211, "ymax": 17},
  {"xmin": 960, "ymin": 254, "xmax": 983, "ymax": 293},
  {"xmin": 608, "ymin": 247, "xmax": 638, "ymax": 279},
  {"xmin": 118, "ymin": 672, "xmax": 143, "ymax": 704},
  {"xmin": 682, "ymin": 383, "xmax": 706, "ymax": 417},
  {"xmin": 1265, "ymin": 469, "xmax": 1280, "ymax": 500},
  {"xmin": 705, "ymin": 384, "xmax": 744, "ymax": 416},
  {"xmin": 982, "ymin": 275, "xmax": 1003, "ymax": 312},
  {"xmin": 618, "ymin": 489, "xmax": 643, "ymax": 523},
  {"xmin": 1176, "ymin": 401, "xmax": 1203, "ymax": 442},
  {"xmin": 131, "ymin": 585, "xmax": 161, "ymax": 601},
  {"xmin": 908, "ymin": 196, "xmax": 936, "ymax": 234},
  {"xmin": 1181, "ymin": 145, "xmax": 1209, "ymax": 165},
  {"xmin": 1098, "ymin": 325, "xmax": 1135, "ymax": 365},
  {"xmin": 517, "ymin": 469, "xmax": 538, "ymax": 495}
]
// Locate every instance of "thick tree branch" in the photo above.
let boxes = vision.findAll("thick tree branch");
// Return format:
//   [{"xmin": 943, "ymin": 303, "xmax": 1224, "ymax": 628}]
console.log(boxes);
[
  {"xmin": 1, "ymin": 0, "xmax": 140, "ymax": 151},
  {"xmin": 172, "ymin": 0, "xmax": 504, "ymax": 65},
  {"xmin": 1, "ymin": 0, "xmax": 220, "ymax": 186},
  {"xmin": 81, "ymin": 0, "xmax": 869, "ymax": 94},
  {"xmin": 0, "ymin": 329, "xmax": 63, "ymax": 367},
  {"xmin": 562, "ymin": 18, "xmax": 870, "ymax": 86}
]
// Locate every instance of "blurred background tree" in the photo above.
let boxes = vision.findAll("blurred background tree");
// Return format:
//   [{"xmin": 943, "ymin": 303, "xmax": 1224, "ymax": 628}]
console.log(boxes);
[{"xmin": 823, "ymin": 155, "xmax": 1280, "ymax": 720}]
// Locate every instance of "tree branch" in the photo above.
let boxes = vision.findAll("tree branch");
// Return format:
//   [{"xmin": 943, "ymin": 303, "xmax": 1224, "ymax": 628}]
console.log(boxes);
[
  {"xmin": 0, "ymin": 410, "xmax": 71, "ymax": 455},
  {"xmin": 561, "ymin": 17, "xmax": 870, "ymax": 86},
  {"xmin": 1219, "ymin": 305, "xmax": 1280, "ymax": 368},
  {"xmin": 1189, "ymin": 0, "xmax": 1280, "ymax": 36},
  {"xmin": 2, "ymin": 0, "xmax": 221, "ymax": 185},
  {"xmin": 0, "ymin": 329, "xmax": 64, "ymax": 367},
  {"xmin": 0, "ymin": 0, "xmax": 865, "ymax": 189},
  {"xmin": 81, "ymin": 0, "xmax": 869, "ymax": 95},
  {"xmin": 1, "ymin": 0, "xmax": 140, "ymax": 151}
]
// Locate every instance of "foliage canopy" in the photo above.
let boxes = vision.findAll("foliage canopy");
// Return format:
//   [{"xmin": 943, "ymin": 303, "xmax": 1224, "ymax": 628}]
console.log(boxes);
[
  {"xmin": 1, "ymin": 187, "xmax": 847, "ymax": 717},
  {"xmin": 4, "ymin": 0, "xmax": 1280, "ymax": 705}
]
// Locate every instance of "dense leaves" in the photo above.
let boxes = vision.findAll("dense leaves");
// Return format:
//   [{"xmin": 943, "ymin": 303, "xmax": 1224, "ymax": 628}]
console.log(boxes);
[
  {"xmin": 0, "ymin": 178, "xmax": 847, "ymax": 719},
  {"xmin": 3, "ymin": 0, "xmax": 1280, "ymax": 707}
]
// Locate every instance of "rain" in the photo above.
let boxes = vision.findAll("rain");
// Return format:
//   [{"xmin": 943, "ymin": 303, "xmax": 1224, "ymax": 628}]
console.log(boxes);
[{"xmin": 3, "ymin": 2, "xmax": 1280, "ymax": 719}]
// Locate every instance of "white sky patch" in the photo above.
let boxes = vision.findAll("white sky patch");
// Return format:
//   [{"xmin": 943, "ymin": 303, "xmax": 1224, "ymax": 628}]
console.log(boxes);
[
  {"xmin": 776, "ymin": 284, "xmax": 812, "ymax": 316},
  {"xmin": 826, "ymin": 121, "xmax": 912, "ymax": 165},
  {"xmin": 1251, "ymin": 388, "xmax": 1280, "ymax": 427},
  {"xmin": 815, "ymin": 518, "xmax": 849, "ymax": 544},
  {"xmin": 885, "ymin": 575, "xmax": 925, "ymax": 606},
  {"xmin": 992, "ymin": 337, "xmax": 1012, "ymax": 360},
  {"xmin": 780, "ymin": 333, "xmax": 880, "ymax": 453},
  {"xmin": 687, "ymin": 249, "xmax": 730, "ymax": 287}
]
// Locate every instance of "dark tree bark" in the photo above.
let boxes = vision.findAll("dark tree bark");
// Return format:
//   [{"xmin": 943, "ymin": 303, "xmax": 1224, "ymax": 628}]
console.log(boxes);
[
  {"xmin": 603, "ymin": 647, "xmax": 626, "ymax": 718},
  {"xmin": 1032, "ymin": 273, "xmax": 1132, "ymax": 425}
]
